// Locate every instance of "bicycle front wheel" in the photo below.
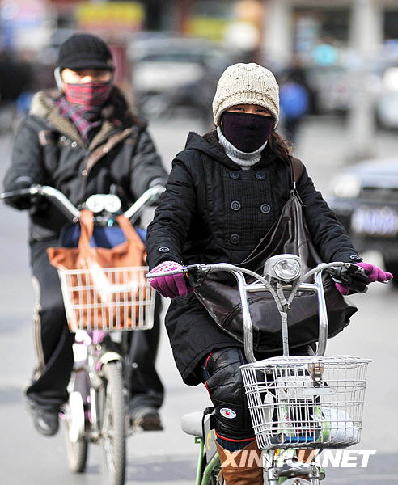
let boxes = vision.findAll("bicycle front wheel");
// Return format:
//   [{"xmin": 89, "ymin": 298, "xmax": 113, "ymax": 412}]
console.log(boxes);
[
  {"xmin": 100, "ymin": 362, "xmax": 126, "ymax": 485},
  {"xmin": 65, "ymin": 420, "xmax": 88, "ymax": 473},
  {"xmin": 64, "ymin": 376, "xmax": 89, "ymax": 473}
]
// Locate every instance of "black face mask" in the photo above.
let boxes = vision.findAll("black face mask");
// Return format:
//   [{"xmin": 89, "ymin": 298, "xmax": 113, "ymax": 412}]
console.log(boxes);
[{"xmin": 221, "ymin": 111, "xmax": 274, "ymax": 153}]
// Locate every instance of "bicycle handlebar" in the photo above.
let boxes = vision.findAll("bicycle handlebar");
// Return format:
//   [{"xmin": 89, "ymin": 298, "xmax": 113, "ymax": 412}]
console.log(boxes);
[
  {"xmin": 0, "ymin": 185, "xmax": 165, "ymax": 223},
  {"xmin": 146, "ymin": 261, "xmax": 351, "ymax": 281},
  {"xmin": 123, "ymin": 186, "xmax": 165, "ymax": 223},
  {"xmin": 147, "ymin": 261, "xmax": 353, "ymax": 362}
]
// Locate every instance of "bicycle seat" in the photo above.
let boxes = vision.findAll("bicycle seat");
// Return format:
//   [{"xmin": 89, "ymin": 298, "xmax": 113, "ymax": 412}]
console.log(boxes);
[{"xmin": 181, "ymin": 411, "xmax": 203, "ymax": 438}]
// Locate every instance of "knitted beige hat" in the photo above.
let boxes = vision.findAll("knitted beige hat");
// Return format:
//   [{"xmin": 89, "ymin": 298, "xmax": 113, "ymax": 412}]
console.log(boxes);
[{"xmin": 212, "ymin": 63, "xmax": 279, "ymax": 127}]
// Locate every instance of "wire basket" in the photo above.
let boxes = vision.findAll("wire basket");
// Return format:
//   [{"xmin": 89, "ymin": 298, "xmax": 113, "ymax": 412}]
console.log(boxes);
[
  {"xmin": 58, "ymin": 266, "xmax": 155, "ymax": 332},
  {"xmin": 240, "ymin": 355, "xmax": 370, "ymax": 450}
]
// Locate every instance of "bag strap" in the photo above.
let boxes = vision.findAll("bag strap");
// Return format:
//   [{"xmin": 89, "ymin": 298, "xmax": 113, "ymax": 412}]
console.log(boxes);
[
  {"xmin": 115, "ymin": 214, "xmax": 146, "ymax": 252},
  {"xmin": 78, "ymin": 209, "xmax": 94, "ymax": 251},
  {"xmin": 289, "ymin": 157, "xmax": 304, "ymax": 193},
  {"xmin": 75, "ymin": 209, "xmax": 95, "ymax": 266}
]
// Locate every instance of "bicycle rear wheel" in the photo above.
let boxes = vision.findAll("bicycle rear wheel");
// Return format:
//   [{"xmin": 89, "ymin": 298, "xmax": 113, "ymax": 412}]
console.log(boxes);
[{"xmin": 100, "ymin": 362, "xmax": 126, "ymax": 485}]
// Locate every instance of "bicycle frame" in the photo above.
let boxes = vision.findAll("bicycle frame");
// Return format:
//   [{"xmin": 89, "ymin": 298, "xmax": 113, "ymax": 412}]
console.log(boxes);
[{"xmin": 68, "ymin": 331, "xmax": 122, "ymax": 441}]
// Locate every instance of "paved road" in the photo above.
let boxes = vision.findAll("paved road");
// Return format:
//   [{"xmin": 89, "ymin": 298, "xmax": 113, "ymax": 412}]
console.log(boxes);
[{"xmin": 0, "ymin": 118, "xmax": 397, "ymax": 484}]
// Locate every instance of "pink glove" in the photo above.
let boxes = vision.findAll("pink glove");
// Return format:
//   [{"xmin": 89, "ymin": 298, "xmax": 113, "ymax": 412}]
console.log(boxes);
[
  {"xmin": 335, "ymin": 262, "xmax": 393, "ymax": 295},
  {"xmin": 148, "ymin": 261, "xmax": 193, "ymax": 298},
  {"xmin": 335, "ymin": 281, "xmax": 350, "ymax": 296},
  {"xmin": 356, "ymin": 262, "xmax": 393, "ymax": 283}
]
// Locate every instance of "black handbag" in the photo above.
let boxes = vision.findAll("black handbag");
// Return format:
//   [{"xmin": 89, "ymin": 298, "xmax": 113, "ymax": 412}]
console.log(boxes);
[{"xmin": 191, "ymin": 161, "xmax": 357, "ymax": 353}]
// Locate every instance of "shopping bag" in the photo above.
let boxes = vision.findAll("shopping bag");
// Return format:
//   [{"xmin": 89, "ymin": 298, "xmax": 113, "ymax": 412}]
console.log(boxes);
[{"xmin": 48, "ymin": 210, "xmax": 148, "ymax": 330}]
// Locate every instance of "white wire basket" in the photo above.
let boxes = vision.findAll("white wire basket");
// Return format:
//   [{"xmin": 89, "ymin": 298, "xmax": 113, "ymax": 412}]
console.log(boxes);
[
  {"xmin": 240, "ymin": 355, "xmax": 370, "ymax": 450},
  {"xmin": 58, "ymin": 266, "xmax": 155, "ymax": 332}
]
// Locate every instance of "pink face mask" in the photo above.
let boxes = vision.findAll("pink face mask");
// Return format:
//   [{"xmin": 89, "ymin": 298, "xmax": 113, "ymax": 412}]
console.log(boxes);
[{"xmin": 64, "ymin": 81, "xmax": 112, "ymax": 108}]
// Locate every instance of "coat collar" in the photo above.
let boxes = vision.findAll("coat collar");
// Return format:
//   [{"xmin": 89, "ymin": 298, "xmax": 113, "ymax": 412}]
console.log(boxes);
[
  {"xmin": 30, "ymin": 90, "xmax": 133, "ymax": 152},
  {"xmin": 184, "ymin": 130, "xmax": 278, "ymax": 170},
  {"xmin": 31, "ymin": 90, "xmax": 84, "ymax": 146}
]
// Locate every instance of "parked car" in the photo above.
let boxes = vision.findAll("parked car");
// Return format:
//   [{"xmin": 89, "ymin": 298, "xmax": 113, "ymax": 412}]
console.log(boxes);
[
  {"xmin": 329, "ymin": 157, "xmax": 398, "ymax": 287},
  {"xmin": 304, "ymin": 64, "xmax": 351, "ymax": 115},
  {"xmin": 128, "ymin": 34, "xmax": 238, "ymax": 124},
  {"xmin": 376, "ymin": 64, "xmax": 398, "ymax": 129}
]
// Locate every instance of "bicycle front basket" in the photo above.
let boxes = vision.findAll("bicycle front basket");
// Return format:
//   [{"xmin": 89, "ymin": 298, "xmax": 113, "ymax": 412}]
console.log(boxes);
[
  {"xmin": 241, "ymin": 355, "xmax": 370, "ymax": 450},
  {"xmin": 58, "ymin": 266, "xmax": 155, "ymax": 332}
]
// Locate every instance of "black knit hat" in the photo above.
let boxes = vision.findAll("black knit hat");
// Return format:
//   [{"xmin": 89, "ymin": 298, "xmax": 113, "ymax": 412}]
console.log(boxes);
[{"xmin": 57, "ymin": 33, "xmax": 114, "ymax": 71}]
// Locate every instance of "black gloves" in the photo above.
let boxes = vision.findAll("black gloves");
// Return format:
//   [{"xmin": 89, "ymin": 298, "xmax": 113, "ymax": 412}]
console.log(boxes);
[
  {"xmin": 4, "ymin": 176, "xmax": 45, "ymax": 213},
  {"xmin": 4, "ymin": 176, "xmax": 34, "ymax": 210}
]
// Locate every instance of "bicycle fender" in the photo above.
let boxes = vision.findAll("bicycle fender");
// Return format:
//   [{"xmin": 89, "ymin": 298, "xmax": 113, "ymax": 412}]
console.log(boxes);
[{"xmin": 99, "ymin": 352, "xmax": 122, "ymax": 367}]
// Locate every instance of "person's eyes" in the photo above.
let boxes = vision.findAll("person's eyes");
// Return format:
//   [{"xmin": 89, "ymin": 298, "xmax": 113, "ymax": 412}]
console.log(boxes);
[
  {"xmin": 257, "ymin": 111, "xmax": 273, "ymax": 118},
  {"xmin": 96, "ymin": 72, "xmax": 111, "ymax": 81}
]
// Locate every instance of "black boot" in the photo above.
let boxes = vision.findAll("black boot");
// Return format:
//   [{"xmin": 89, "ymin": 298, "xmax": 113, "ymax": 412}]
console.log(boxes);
[{"xmin": 28, "ymin": 399, "xmax": 59, "ymax": 437}]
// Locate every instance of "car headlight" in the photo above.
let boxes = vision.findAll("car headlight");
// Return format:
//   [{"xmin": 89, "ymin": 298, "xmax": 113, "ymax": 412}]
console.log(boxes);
[
  {"xmin": 332, "ymin": 175, "xmax": 361, "ymax": 198},
  {"xmin": 264, "ymin": 255, "xmax": 302, "ymax": 282}
]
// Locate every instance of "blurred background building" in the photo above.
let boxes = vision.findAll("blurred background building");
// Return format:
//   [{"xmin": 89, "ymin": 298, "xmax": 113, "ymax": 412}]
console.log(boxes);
[{"xmin": 1, "ymin": 0, "xmax": 398, "ymax": 147}]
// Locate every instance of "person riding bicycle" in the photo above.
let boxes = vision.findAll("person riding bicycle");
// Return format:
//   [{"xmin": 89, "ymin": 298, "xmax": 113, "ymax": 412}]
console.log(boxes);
[
  {"xmin": 2, "ymin": 33, "xmax": 167, "ymax": 436},
  {"xmin": 146, "ymin": 63, "xmax": 392, "ymax": 484}
]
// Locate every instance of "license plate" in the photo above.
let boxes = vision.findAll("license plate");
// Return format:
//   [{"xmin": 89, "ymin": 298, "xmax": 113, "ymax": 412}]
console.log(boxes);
[{"xmin": 351, "ymin": 206, "xmax": 398, "ymax": 236}]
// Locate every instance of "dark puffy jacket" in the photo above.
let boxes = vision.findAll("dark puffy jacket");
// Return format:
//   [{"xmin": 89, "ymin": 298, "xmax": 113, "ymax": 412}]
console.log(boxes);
[
  {"xmin": 3, "ymin": 89, "xmax": 167, "ymax": 241},
  {"xmin": 146, "ymin": 131, "xmax": 361, "ymax": 385}
]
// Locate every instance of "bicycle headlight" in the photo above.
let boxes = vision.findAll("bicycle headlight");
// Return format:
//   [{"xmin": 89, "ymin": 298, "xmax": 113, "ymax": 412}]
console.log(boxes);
[
  {"xmin": 264, "ymin": 255, "xmax": 302, "ymax": 282},
  {"xmin": 85, "ymin": 194, "xmax": 121, "ymax": 214}
]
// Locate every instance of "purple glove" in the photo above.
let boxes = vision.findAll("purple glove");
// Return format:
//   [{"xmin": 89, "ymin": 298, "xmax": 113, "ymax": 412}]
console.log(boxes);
[
  {"xmin": 334, "ymin": 282, "xmax": 350, "ymax": 296},
  {"xmin": 148, "ymin": 261, "xmax": 193, "ymax": 298},
  {"xmin": 356, "ymin": 262, "xmax": 393, "ymax": 283},
  {"xmin": 335, "ymin": 262, "xmax": 393, "ymax": 295}
]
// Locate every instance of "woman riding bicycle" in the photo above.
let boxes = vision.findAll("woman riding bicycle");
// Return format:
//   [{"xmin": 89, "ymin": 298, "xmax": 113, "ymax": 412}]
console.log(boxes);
[
  {"xmin": 3, "ymin": 33, "xmax": 167, "ymax": 437},
  {"xmin": 146, "ymin": 63, "xmax": 392, "ymax": 484}
]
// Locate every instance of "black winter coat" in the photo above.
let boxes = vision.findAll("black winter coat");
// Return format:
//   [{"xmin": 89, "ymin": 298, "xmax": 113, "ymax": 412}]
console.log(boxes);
[
  {"xmin": 3, "ymin": 90, "xmax": 167, "ymax": 241},
  {"xmin": 147, "ymin": 131, "xmax": 361, "ymax": 386}
]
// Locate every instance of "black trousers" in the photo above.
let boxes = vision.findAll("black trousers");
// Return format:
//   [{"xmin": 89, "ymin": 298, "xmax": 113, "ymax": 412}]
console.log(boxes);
[{"xmin": 27, "ymin": 239, "xmax": 164, "ymax": 411}]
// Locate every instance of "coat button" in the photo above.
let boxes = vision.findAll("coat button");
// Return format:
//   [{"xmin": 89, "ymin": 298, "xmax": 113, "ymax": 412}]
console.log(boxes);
[
  {"xmin": 230, "ymin": 200, "xmax": 241, "ymax": 211},
  {"xmin": 158, "ymin": 247, "xmax": 170, "ymax": 253},
  {"xmin": 230, "ymin": 234, "xmax": 240, "ymax": 244},
  {"xmin": 256, "ymin": 172, "xmax": 266, "ymax": 180},
  {"xmin": 260, "ymin": 204, "xmax": 271, "ymax": 214},
  {"xmin": 229, "ymin": 171, "xmax": 240, "ymax": 180}
]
